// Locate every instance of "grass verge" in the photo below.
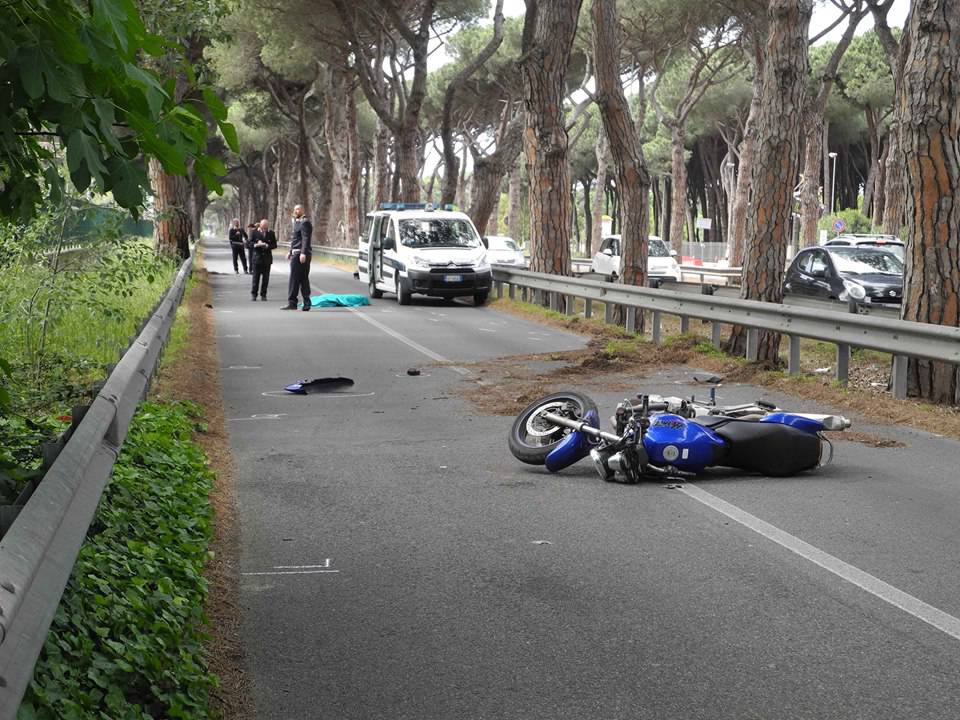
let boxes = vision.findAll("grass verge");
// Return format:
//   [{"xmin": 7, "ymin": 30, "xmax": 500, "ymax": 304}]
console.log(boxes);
[{"xmin": 20, "ymin": 401, "xmax": 216, "ymax": 719}]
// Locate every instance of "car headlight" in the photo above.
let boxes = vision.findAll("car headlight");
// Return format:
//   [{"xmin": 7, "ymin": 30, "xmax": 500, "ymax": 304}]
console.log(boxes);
[
  {"xmin": 410, "ymin": 255, "xmax": 431, "ymax": 270},
  {"xmin": 474, "ymin": 253, "xmax": 491, "ymax": 272},
  {"xmin": 842, "ymin": 279, "xmax": 867, "ymax": 301}
]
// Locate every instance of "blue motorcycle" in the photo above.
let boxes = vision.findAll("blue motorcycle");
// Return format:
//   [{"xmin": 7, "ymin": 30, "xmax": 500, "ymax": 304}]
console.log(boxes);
[{"xmin": 507, "ymin": 389, "xmax": 851, "ymax": 483}]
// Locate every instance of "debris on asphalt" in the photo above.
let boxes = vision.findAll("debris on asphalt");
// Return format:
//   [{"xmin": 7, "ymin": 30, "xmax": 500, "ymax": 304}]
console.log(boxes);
[
  {"xmin": 407, "ymin": 368, "xmax": 421, "ymax": 376},
  {"xmin": 204, "ymin": 303, "xmax": 213, "ymax": 308},
  {"xmin": 813, "ymin": 367, "xmax": 832, "ymax": 375},
  {"xmin": 531, "ymin": 540, "xmax": 553, "ymax": 545},
  {"xmin": 284, "ymin": 377, "xmax": 355, "ymax": 394},
  {"xmin": 692, "ymin": 373, "xmax": 724, "ymax": 384},
  {"xmin": 665, "ymin": 484, "xmax": 684, "ymax": 489}
]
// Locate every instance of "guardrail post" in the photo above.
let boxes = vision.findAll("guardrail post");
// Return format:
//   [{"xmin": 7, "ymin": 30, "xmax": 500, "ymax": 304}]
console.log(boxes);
[
  {"xmin": 626, "ymin": 307, "xmax": 637, "ymax": 334},
  {"xmin": 584, "ymin": 298, "xmax": 593, "ymax": 318},
  {"xmin": 508, "ymin": 283, "xmax": 516, "ymax": 300},
  {"xmin": 565, "ymin": 296, "xmax": 575, "ymax": 316},
  {"xmin": 788, "ymin": 334, "xmax": 801, "ymax": 375},
  {"xmin": 604, "ymin": 302, "xmax": 615, "ymax": 325},
  {"xmin": 495, "ymin": 281, "xmax": 503, "ymax": 300},
  {"xmin": 651, "ymin": 310, "xmax": 662, "ymax": 344},
  {"xmin": 680, "ymin": 315, "xmax": 690, "ymax": 334},
  {"xmin": 891, "ymin": 355, "xmax": 909, "ymax": 399},
  {"xmin": 836, "ymin": 343, "xmax": 850, "ymax": 385},
  {"xmin": 521, "ymin": 286, "xmax": 528, "ymax": 303},
  {"xmin": 711, "ymin": 322, "xmax": 722, "ymax": 349},
  {"xmin": 745, "ymin": 328, "xmax": 759, "ymax": 362}
]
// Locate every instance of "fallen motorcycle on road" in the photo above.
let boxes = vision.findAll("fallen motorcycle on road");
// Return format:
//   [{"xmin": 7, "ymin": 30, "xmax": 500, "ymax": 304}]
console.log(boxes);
[{"xmin": 508, "ymin": 387, "xmax": 851, "ymax": 483}]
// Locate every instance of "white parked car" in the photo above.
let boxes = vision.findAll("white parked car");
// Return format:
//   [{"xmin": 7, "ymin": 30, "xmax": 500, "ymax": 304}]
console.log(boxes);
[
  {"xmin": 483, "ymin": 235, "xmax": 528, "ymax": 269},
  {"xmin": 591, "ymin": 234, "xmax": 681, "ymax": 282},
  {"xmin": 824, "ymin": 234, "xmax": 904, "ymax": 262}
]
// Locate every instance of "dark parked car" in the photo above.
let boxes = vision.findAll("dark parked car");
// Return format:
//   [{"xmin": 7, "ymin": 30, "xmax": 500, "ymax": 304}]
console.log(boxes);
[{"xmin": 784, "ymin": 246, "xmax": 903, "ymax": 305}]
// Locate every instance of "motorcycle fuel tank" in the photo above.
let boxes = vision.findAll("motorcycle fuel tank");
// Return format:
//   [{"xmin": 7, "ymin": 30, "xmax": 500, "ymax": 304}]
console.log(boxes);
[
  {"xmin": 642, "ymin": 414, "xmax": 726, "ymax": 470},
  {"xmin": 544, "ymin": 410, "xmax": 600, "ymax": 472}
]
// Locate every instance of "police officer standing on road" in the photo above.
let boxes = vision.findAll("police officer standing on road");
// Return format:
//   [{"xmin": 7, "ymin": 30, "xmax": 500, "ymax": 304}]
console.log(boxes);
[
  {"xmin": 228, "ymin": 218, "xmax": 248, "ymax": 274},
  {"xmin": 282, "ymin": 204, "xmax": 312, "ymax": 311},
  {"xmin": 249, "ymin": 218, "xmax": 278, "ymax": 301}
]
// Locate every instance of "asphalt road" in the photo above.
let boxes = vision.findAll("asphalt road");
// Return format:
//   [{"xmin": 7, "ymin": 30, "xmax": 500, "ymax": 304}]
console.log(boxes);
[{"xmin": 207, "ymin": 243, "xmax": 960, "ymax": 720}]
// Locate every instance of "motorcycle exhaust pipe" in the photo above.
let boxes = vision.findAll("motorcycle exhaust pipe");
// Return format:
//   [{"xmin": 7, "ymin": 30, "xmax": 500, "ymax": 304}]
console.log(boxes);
[{"xmin": 542, "ymin": 412, "xmax": 621, "ymax": 443}]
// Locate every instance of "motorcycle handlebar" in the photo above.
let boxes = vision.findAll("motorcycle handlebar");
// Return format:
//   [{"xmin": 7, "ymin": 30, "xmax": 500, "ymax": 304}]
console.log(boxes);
[{"xmin": 542, "ymin": 412, "xmax": 622, "ymax": 444}]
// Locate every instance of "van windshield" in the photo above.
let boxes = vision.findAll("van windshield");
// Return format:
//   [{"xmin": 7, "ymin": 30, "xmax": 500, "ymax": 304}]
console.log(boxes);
[
  {"xmin": 399, "ymin": 219, "xmax": 481, "ymax": 248},
  {"xmin": 830, "ymin": 248, "xmax": 903, "ymax": 276},
  {"xmin": 648, "ymin": 238, "xmax": 670, "ymax": 258}
]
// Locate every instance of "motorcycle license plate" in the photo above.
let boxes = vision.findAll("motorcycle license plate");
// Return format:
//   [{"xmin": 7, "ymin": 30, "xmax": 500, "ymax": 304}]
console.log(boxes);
[{"xmin": 444, "ymin": 274, "xmax": 463, "ymax": 282}]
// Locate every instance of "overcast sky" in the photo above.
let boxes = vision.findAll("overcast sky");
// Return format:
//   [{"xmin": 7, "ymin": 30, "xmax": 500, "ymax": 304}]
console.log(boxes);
[{"xmin": 484, "ymin": 0, "xmax": 910, "ymax": 44}]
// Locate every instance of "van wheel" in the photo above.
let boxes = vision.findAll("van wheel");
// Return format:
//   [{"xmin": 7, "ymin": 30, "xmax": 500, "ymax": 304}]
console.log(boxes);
[
  {"xmin": 609, "ymin": 272, "xmax": 618, "ymax": 283},
  {"xmin": 474, "ymin": 291, "xmax": 489, "ymax": 306},
  {"xmin": 369, "ymin": 276, "xmax": 383, "ymax": 299},
  {"xmin": 396, "ymin": 277, "xmax": 412, "ymax": 305}
]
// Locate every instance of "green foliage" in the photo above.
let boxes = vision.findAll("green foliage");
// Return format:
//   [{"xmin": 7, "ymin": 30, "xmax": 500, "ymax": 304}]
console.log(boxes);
[
  {"xmin": 20, "ymin": 401, "xmax": 217, "ymax": 719},
  {"xmin": 0, "ymin": 0, "xmax": 237, "ymax": 220},
  {"xmin": 818, "ymin": 208, "xmax": 876, "ymax": 238}
]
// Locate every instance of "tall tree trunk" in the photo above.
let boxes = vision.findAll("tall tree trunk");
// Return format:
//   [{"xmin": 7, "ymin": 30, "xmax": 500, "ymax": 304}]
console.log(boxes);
[
  {"xmin": 871, "ymin": 139, "xmax": 888, "ymax": 228},
  {"xmin": 898, "ymin": 0, "xmax": 960, "ymax": 403},
  {"xmin": 821, "ymin": 118, "xmax": 831, "ymax": 220},
  {"xmin": 519, "ymin": 0, "xmax": 583, "ymax": 275},
  {"xmin": 798, "ymin": 121, "xmax": 822, "ymax": 248},
  {"xmin": 881, "ymin": 122, "xmax": 905, "ymax": 235},
  {"xmin": 729, "ymin": 66, "xmax": 763, "ymax": 267},
  {"xmin": 507, "ymin": 160, "xmax": 523, "ymax": 242},
  {"xmin": 668, "ymin": 124, "xmax": 688, "ymax": 253},
  {"xmin": 727, "ymin": 0, "xmax": 812, "ymax": 363},
  {"xmin": 440, "ymin": 0, "xmax": 505, "ymax": 206},
  {"xmin": 324, "ymin": 66, "xmax": 362, "ymax": 247},
  {"xmin": 150, "ymin": 158, "xmax": 192, "ymax": 258},
  {"xmin": 469, "ymin": 113, "xmax": 525, "ymax": 237},
  {"xmin": 593, "ymin": 0, "xmax": 650, "ymax": 328},
  {"xmin": 455, "ymin": 143, "xmax": 469, "ymax": 209},
  {"xmin": 581, "ymin": 179, "xmax": 592, "ymax": 254},
  {"xmin": 661, "ymin": 175, "xmax": 671, "ymax": 242},
  {"xmin": 591, "ymin": 129, "xmax": 610, "ymax": 249},
  {"xmin": 373, "ymin": 120, "xmax": 391, "ymax": 207}
]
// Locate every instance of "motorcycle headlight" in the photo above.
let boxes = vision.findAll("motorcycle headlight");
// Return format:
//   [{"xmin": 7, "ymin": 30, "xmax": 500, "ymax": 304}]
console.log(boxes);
[{"xmin": 842, "ymin": 280, "xmax": 867, "ymax": 301}]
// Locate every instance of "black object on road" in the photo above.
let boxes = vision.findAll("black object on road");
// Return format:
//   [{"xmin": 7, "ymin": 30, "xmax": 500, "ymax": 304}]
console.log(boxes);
[
  {"xmin": 407, "ymin": 368, "xmax": 421, "ymax": 376},
  {"xmin": 285, "ymin": 377, "xmax": 355, "ymax": 394}
]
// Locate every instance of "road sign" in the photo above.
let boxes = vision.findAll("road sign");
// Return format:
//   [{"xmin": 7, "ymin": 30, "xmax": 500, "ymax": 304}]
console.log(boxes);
[
  {"xmin": 833, "ymin": 218, "xmax": 846, "ymax": 233},
  {"xmin": 695, "ymin": 217, "xmax": 713, "ymax": 230}
]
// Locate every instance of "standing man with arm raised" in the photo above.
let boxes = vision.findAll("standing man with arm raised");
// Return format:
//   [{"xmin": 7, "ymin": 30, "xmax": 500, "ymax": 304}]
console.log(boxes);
[{"xmin": 282, "ymin": 204, "xmax": 313, "ymax": 311}]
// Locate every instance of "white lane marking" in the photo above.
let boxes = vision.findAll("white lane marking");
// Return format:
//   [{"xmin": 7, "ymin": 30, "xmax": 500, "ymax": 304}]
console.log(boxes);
[
  {"xmin": 217, "ymin": 334, "xmax": 243, "ymax": 338},
  {"xmin": 217, "ymin": 310, "xmax": 235, "ymax": 313},
  {"xmin": 226, "ymin": 413, "xmax": 289, "ymax": 421},
  {"xmin": 272, "ymin": 562, "xmax": 332, "ymax": 569},
  {"xmin": 679, "ymin": 483, "xmax": 960, "ymax": 642},
  {"xmin": 226, "ymin": 365, "xmax": 262, "ymax": 370},
  {"xmin": 478, "ymin": 328, "xmax": 496, "ymax": 333},
  {"xmin": 241, "ymin": 570, "xmax": 340, "ymax": 576},
  {"xmin": 349, "ymin": 309, "xmax": 471, "ymax": 376}
]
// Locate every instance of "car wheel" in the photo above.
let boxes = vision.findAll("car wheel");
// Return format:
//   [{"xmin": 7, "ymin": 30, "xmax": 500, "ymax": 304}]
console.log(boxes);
[{"xmin": 396, "ymin": 277, "xmax": 412, "ymax": 305}]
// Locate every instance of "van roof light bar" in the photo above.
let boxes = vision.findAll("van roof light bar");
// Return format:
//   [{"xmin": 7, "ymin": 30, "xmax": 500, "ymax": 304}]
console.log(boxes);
[{"xmin": 379, "ymin": 202, "xmax": 427, "ymax": 210}]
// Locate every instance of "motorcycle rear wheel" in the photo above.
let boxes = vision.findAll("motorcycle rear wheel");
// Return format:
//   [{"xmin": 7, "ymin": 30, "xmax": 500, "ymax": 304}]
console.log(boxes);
[{"xmin": 508, "ymin": 391, "xmax": 598, "ymax": 465}]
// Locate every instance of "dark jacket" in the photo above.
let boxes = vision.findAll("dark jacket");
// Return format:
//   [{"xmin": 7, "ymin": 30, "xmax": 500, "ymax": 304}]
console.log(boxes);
[
  {"xmin": 291, "ymin": 217, "xmax": 313, "ymax": 256},
  {"xmin": 229, "ymin": 227, "xmax": 247, "ymax": 247},
  {"xmin": 249, "ymin": 228, "xmax": 278, "ymax": 265}
]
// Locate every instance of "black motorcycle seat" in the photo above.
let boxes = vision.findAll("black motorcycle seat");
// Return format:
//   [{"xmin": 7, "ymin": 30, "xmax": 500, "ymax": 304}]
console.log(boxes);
[{"xmin": 708, "ymin": 419, "xmax": 822, "ymax": 476}]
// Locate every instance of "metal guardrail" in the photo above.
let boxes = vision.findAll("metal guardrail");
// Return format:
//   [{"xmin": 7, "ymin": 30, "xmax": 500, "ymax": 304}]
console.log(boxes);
[
  {"xmin": 491, "ymin": 268, "xmax": 958, "ymax": 400},
  {"xmin": 0, "ymin": 252, "xmax": 194, "ymax": 717}
]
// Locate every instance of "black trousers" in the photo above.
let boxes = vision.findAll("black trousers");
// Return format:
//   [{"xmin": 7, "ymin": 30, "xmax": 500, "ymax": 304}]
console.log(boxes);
[
  {"xmin": 288, "ymin": 255, "xmax": 312, "ymax": 307},
  {"xmin": 251, "ymin": 262, "xmax": 271, "ymax": 298},
  {"xmin": 231, "ymin": 244, "xmax": 248, "ymax": 272}
]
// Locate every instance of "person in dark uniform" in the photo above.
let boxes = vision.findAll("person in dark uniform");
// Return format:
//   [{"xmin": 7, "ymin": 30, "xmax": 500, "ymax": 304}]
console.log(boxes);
[
  {"xmin": 228, "ymin": 218, "xmax": 248, "ymax": 274},
  {"xmin": 246, "ymin": 222, "xmax": 257, "ymax": 273},
  {"xmin": 249, "ymin": 218, "xmax": 277, "ymax": 301},
  {"xmin": 282, "ymin": 204, "xmax": 312, "ymax": 311}
]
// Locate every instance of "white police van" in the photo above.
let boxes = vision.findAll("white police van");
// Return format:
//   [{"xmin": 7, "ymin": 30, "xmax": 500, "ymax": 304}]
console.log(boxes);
[{"xmin": 358, "ymin": 203, "xmax": 493, "ymax": 305}]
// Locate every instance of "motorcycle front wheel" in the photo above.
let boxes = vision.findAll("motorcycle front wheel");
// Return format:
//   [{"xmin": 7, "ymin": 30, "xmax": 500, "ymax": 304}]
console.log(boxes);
[{"xmin": 508, "ymin": 391, "xmax": 599, "ymax": 465}]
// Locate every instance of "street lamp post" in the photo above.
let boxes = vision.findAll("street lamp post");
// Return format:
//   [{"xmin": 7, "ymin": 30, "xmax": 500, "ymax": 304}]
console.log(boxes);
[{"xmin": 828, "ymin": 151, "xmax": 838, "ymax": 215}]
